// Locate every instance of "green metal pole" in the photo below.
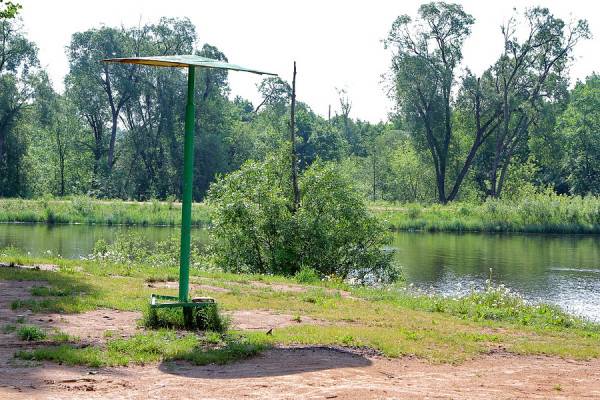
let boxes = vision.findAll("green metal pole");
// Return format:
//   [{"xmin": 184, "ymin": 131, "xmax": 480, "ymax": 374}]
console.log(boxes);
[{"xmin": 179, "ymin": 65, "xmax": 195, "ymax": 304}]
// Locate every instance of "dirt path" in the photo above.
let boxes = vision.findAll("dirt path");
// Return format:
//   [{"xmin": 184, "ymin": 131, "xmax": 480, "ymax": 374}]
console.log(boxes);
[
  {"xmin": 2, "ymin": 349, "xmax": 599, "ymax": 399},
  {"xmin": 2, "ymin": 278, "xmax": 600, "ymax": 399}
]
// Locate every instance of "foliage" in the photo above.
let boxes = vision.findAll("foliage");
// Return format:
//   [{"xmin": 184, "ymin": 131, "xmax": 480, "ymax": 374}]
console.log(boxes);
[
  {"xmin": 0, "ymin": 3, "xmax": 595, "ymax": 215},
  {"xmin": 382, "ymin": 191, "xmax": 600, "ymax": 233},
  {"xmin": 207, "ymin": 152, "xmax": 395, "ymax": 281},
  {"xmin": 0, "ymin": 0, "xmax": 20, "ymax": 19},
  {"xmin": 90, "ymin": 231, "xmax": 207, "ymax": 269},
  {"xmin": 294, "ymin": 267, "xmax": 321, "ymax": 284},
  {"xmin": 558, "ymin": 74, "xmax": 600, "ymax": 195},
  {"xmin": 16, "ymin": 325, "xmax": 47, "ymax": 341}
]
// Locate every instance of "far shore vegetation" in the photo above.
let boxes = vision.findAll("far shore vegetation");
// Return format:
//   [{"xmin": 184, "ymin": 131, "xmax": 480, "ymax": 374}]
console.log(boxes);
[{"xmin": 2, "ymin": 192, "xmax": 600, "ymax": 234}]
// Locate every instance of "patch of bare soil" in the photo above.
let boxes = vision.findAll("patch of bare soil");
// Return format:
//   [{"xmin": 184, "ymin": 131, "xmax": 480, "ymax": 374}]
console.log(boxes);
[
  {"xmin": 34, "ymin": 310, "xmax": 142, "ymax": 344},
  {"xmin": 227, "ymin": 310, "xmax": 325, "ymax": 331},
  {"xmin": 2, "ymin": 278, "xmax": 600, "ymax": 399},
  {"xmin": 250, "ymin": 281, "xmax": 356, "ymax": 299}
]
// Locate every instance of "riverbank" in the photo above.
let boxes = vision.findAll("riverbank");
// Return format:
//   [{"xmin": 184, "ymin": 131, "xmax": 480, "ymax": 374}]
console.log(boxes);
[
  {"xmin": 379, "ymin": 193, "xmax": 600, "ymax": 233},
  {"xmin": 2, "ymin": 193, "xmax": 600, "ymax": 233},
  {"xmin": 0, "ymin": 197, "xmax": 211, "ymax": 226},
  {"xmin": 1, "ymin": 251, "xmax": 598, "ymax": 363}
]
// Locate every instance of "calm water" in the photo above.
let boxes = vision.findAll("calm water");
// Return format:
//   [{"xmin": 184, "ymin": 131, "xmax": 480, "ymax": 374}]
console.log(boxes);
[{"xmin": 1, "ymin": 224, "xmax": 599, "ymax": 321}]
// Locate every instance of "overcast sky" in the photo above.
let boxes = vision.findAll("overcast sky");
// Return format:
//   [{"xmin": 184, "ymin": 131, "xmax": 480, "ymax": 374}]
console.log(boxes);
[{"xmin": 18, "ymin": 0, "xmax": 600, "ymax": 122}]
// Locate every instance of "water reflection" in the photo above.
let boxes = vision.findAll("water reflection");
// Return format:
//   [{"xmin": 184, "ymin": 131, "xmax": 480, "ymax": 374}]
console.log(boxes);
[{"xmin": 392, "ymin": 232, "xmax": 600, "ymax": 320}]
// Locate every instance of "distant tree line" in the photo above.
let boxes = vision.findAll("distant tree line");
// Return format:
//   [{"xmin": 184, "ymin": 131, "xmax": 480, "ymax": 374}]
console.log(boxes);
[{"xmin": 0, "ymin": 2, "xmax": 598, "ymax": 203}]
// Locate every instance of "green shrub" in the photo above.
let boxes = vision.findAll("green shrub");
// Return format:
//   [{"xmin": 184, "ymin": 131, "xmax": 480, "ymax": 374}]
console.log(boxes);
[
  {"xmin": 407, "ymin": 204, "xmax": 422, "ymax": 219},
  {"xmin": 17, "ymin": 325, "xmax": 47, "ymax": 341},
  {"xmin": 294, "ymin": 267, "xmax": 321, "ymax": 284},
  {"xmin": 207, "ymin": 152, "xmax": 396, "ymax": 282}
]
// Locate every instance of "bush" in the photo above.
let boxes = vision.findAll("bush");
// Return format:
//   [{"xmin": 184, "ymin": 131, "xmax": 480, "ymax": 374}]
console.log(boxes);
[
  {"xmin": 294, "ymin": 267, "xmax": 321, "ymax": 284},
  {"xmin": 207, "ymin": 152, "xmax": 396, "ymax": 282}
]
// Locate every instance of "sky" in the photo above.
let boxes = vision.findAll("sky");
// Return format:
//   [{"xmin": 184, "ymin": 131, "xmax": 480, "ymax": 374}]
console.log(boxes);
[{"xmin": 18, "ymin": 0, "xmax": 600, "ymax": 123}]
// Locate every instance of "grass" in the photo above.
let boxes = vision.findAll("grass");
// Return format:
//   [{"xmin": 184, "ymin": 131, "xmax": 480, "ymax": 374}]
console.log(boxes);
[
  {"xmin": 378, "ymin": 193, "xmax": 600, "ymax": 233},
  {"xmin": 1, "ymin": 251, "xmax": 600, "ymax": 366},
  {"xmin": 143, "ymin": 304, "xmax": 230, "ymax": 332},
  {"xmin": 16, "ymin": 325, "xmax": 47, "ymax": 341},
  {"xmin": 16, "ymin": 330, "xmax": 271, "ymax": 368},
  {"xmin": 3, "ymin": 193, "xmax": 600, "ymax": 234},
  {"xmin": 0, "ymin": 196, "xmax": 211, "ymax": 226}
]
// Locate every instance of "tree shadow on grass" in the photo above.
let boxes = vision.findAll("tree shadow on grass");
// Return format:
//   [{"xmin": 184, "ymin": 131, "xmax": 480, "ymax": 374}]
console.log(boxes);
[
  {"xmin": 0, "ymin": 265, "xmax": 98, "ymax": 314},
  {"xmin": 158, "ymin": 346, "xmax": 373, "ymax": 379}
]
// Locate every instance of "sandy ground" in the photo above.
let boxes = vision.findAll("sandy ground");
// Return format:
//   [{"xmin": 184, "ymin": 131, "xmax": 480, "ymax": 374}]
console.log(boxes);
[{"xmin": 1, "ymin": 278, "xmax": 600, "ymax": 399}]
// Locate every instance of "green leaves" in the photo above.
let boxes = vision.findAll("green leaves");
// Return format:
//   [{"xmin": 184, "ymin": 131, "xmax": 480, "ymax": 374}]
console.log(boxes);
[
  {"xmin": 558, "ymin": 74, "xmax": 600, "ymax": 195},
  {"xmin": 207, "ymin": 151, "xmax": 396, "ymax": 282},
  {"xmin": 0, "ymin": 1, "xmax": 20, "ymax": 20}
]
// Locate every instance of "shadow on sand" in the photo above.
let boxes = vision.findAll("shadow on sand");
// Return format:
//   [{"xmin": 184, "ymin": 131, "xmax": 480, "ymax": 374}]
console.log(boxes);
[{"xmin": 158, "ymin": 346, "xmax": 373, "ymax": 379}]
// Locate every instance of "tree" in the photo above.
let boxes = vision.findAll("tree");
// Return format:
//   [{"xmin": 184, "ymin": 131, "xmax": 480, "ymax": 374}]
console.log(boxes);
[
  {"xmin": 0, "ymin": 19, "xmax": 38, "ymax": 196},
  {"xmin": 66, "ymin": 26, "xmax": 138, "ymax": 190},
  {"xmin": 255, "ymin": 76, "xmax": 291, "ymax": 113},
  {"xmin": 288, "ymin": 62, "xmax": 300, "ymax": 211},
  {"xmin": 484, "ymin": 7, "xmax": 589, "ymax": 197},
  {"xmin": 118, "ymin": 18, "xmax": 196, "ymax": 199},
  {"xmin": 386, "ymin": 2, "xmax": 500, "ymax": 203},
  {"xmin": 558, "ymin": 74, "xmax": 600, "ymax": 195}
]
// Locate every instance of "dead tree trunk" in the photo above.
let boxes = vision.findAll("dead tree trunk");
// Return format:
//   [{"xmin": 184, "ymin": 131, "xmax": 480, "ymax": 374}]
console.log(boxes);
[{"xmin": 290, "ymin": 61, "xmax": 300, "ymax": 211}]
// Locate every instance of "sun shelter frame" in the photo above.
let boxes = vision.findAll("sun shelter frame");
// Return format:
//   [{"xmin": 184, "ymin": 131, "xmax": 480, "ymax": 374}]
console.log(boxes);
[{"xmin": 103, "ymin": 55, "xmax": 276, "ymax": 325}]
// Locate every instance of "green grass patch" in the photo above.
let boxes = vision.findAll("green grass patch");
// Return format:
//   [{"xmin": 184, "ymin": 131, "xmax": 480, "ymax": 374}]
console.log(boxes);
[
  {"xmin": 0, "ymin": 197, "xmax": 211, "ymax": 226},
  {"xmin": 374, "ymin": 193, "xmax": 600, "ymax": 234},
  {"xmin": 1, "ymin": 252, "xmax": 600, "ymax": 363},
  {"xmin": 15, "ymin": 330, "xmax": 271, "ymax": 367},
  {"xmin": 17, "ymin": 325, "xmax": 47, "ymax": 341},
  {"xmin": 143, "ymin": 304, "xmax": 230, "ymax": 333}
]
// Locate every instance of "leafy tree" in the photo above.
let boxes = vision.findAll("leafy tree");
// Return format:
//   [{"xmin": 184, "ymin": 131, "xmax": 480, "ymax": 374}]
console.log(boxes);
[
  {"xmin": 558, "ymin": 74, "xmax": 600, "ymax": 195},
  {"xmin": 386, "ymin": 138, "xmax": 437, "ymax": 203},
  {"xmin": 482, "ymin": 7, "xmax": 590, "ymax": 198},
  {"xmin": 385, "ymin": 2, "xmax": 500, "ymax": 203},
  {"xmin": 0, "ymin": 19, "xmax": 38, "ymax": 196},
  {"xmin": 66, "ymin": 26, "xmax": 138, "ymax": 192},
  {"xmin": 255, "ymin": 76, "xmax": 291, "ymax": 113}
]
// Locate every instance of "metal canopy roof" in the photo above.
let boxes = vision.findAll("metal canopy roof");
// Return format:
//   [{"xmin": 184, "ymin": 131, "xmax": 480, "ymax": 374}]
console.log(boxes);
[{"xmin": 102, "ymin": 54, "xmax": 277, "ymax": 75}]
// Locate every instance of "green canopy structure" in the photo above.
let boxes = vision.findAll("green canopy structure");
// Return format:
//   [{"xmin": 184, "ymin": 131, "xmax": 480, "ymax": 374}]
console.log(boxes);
[{"xmin": 103, "ymin": 55, "xmax": 276, "ymax": 325}]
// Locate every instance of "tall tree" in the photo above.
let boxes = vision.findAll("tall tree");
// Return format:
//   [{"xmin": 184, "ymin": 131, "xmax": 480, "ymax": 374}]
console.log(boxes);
[
  {"xmin": 290, "ymin": 62, "xmax": 299, "ymax": 211},
  {"xmin": 386, "ymin": 2, "xmax": 501, "ymax": 203},
  {"xmin": 0, "ymin": 19, "xmax": 38, "ymax": 196},
  {"xmin": 484, "ymin": 7, "xmax": 589, "ymax": 197},
  {"xmin": 66, "ymin": 26, "xmax": 138, "ymax": 189},
  {"xmin": 558, "ymin": 74, "xmax": 600, "ymax": 195}
]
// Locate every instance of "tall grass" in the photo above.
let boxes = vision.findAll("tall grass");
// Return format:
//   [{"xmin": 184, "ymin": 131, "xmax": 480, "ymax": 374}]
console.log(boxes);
[
  {"xmin": 0, "ymin": 196, "xmax": 211, "ymax": 226},
  {"xmin": 379, "ymin": 192, "xmax": 600, "ymax": 233},
  {"xmin": 2, "ymin": 192, "xmax": 600, "ymax": 233}
]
